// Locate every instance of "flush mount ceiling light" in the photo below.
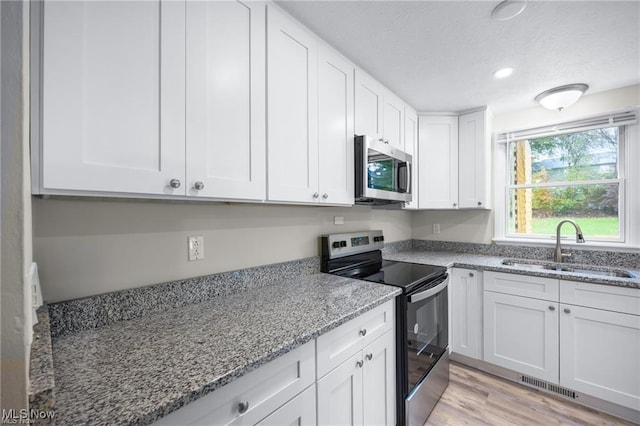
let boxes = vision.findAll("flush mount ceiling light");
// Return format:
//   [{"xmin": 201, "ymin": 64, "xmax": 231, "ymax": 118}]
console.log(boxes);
[
  {"xmin": 535, "ymin": 84, "xmax": 589, "ymax": 111},
  {"xmin": 494, "ymin": 67, "xmax": 514, "ymax": 79},
  {"xmin": 491, "ymin": 0, "xmax": 527, "ymax": 21}
]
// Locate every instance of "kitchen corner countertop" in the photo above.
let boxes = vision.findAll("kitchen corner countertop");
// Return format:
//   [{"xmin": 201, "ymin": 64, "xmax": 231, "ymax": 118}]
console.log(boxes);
[
  {"xmin": 383, "ymin": 250, "xmax": 640, "ymax": 289},
  {"xmin": 51, "ymin": 273, "xmax": 400, "ymax": 425}
]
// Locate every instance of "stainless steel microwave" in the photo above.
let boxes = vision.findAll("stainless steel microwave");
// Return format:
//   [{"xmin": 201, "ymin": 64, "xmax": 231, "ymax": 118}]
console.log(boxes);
[{"xmin": 355, "ymin": 135, "xmax": 412, "ymax": 205}]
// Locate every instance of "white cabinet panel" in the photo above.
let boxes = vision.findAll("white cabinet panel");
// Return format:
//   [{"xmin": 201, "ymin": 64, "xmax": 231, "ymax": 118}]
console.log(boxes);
[
  {"xmin": 355, "ymin": 70, "xmax": 384, "ymax": 139},
  {"xmin": 484, "ymin": 271, "xmax": 559, "ymax": 302},
  {"xmin": 450, "ymin": 268, "xmax": 483, "ymax": 359},
  {"xmin": 256, "ymin": 385, "xmax": 316, "ymax": 426},
  {"xmin": 560, "ymin": 280, "xmax": 640, "ymax": 316},
  {"xmin": 267, "ymin": 6, "xmax": 318, "ymax": 203},
  {"xmin": 418, "ymin": 116, "xmax": 458, "ymax": 209},
  {"xmin": 318, "ymin": 45, "xmax": 354, "ymax": 205},
  {"xmin": 186, "ymin": 0, "xmax": 266, "ymax": 200},
  {"xmin": 484, "ymin": 291, "xmax": 559, "ymax": 383},
  {"xmin": 560, "ymin": 304, "xmax": 640, "ymax": 411},
  {"xmin": 362, "ymin": 329, "xmax": 396, "ymax": 426},
  {"xmin": 317, "ymin": 352, "xmax": 364, "ymax": 426},
  {"xmin": 403, "ymin": 107, "xmax": 419, "ymax": 210},
  {"xmin": 458, "ymin": 109, "xmax": 491, "ymax": 209},
  {"xmin": 41, "ymin": 0, "xmax": 185, "ymax": 195},
  {"xmin": 382, "ymin": 92, "xmax": 405, "ymax": 150}
]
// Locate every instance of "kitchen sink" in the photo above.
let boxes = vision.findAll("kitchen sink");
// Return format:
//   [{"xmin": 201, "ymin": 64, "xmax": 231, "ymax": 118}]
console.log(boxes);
[{"xmin": 501, "ymin": 259, "xmax": 634, "ymax": 278}]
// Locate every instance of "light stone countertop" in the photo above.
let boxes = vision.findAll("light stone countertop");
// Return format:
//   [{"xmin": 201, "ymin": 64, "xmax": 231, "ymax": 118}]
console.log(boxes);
[
  {"xmin": 50, "ymin": 273, "xmax": 400, "ymax": 425},
  {"xmin": 383, "ymin": 250, "xmax": 640, "ymax": 289}
]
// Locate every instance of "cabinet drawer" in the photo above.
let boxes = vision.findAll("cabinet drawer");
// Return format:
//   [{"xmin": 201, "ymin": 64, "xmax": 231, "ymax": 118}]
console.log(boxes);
[
  {"xmin": 560, "ymin": 281, "xmax": 640, "ymax": 316},
  {"xmin": 154, "ymin": 340, "xmax": 315, "ymax": 425},
  {"xmin": 316, "ymin": 300, "xmax": 394, "ymax": 378},
  {"xmin": 484, "ymin": 271, "xmax": 559, "ymax": 301}
]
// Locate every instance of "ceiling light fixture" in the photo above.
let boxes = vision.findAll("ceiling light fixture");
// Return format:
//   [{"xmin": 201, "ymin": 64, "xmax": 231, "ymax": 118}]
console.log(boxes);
[
  {"xmin": 494, "ymin": 67, "xmax": 514, "ymax": 79},
  {"xmin": 535, "ymin": 84, "xmax": 589, "ymax": 111},
  {"xmin": 491, "ymin": 0, "xmax": 527, "ymax": 21}
]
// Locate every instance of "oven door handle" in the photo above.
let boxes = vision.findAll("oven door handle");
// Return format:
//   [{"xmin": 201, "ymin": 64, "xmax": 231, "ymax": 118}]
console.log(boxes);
[{"xmin": 408, "ymin": 276, "xmax": 449, "ymax": 304}]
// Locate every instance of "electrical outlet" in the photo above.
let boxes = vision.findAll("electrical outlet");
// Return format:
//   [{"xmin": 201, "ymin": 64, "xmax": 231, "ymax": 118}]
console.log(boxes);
[
  {"xmin": 433, "ymin": 224, "xmax": 441, "ymax": 234},
  {"xmin": 188, "ymin": 236, "xmax": 204, "ymax": 261}
]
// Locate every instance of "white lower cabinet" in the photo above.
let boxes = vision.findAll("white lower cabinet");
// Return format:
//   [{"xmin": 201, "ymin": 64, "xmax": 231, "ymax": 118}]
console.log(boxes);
[
  {"xmin": 483, "ymin": 291, "xmax": 559, "ymax": 383},
  {"xmin": 317, "ymin": 330, "xmax": 395, "ymax": 426},
  {"xmin": 256, "ymin": 385, "xmax": 316, "ymax": 426},
  {"xmin": 450, "ymin": 268, "xmax": 483, "ymax": 359}
]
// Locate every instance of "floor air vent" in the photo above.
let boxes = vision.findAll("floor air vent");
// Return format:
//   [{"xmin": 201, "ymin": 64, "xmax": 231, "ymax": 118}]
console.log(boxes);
[{"xmin": 520, "ymin": 375, "xmax": 578, "ymax": 399}]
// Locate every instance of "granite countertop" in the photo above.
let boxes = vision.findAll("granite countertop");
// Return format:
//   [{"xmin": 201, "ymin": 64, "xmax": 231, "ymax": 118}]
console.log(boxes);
[
  {"xmin": 29, "ymin": 307, "xmax": 55, "ymax": 416},
  {"xmin": 51, "ymin": 273, "xmax": 400, "ymax": 425},
  {"xmin": 384, "ymin": 250, "xmax": 640, "ymax": 289}
]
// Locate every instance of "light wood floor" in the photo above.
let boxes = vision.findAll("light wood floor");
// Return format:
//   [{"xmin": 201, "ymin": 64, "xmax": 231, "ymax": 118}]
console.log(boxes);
[{"xmin": 425, "ymin": 362, "xmax": 638, "ymax": 426}]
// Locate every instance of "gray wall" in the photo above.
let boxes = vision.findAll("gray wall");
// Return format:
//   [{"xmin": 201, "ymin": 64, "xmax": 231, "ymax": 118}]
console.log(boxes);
[
  {"xmin": 33, "ymin": 199, "xmax": 411, "ymax": 302},
  {"xmin": 1, "ymin": 0, "xmax": 31, "ymax": 412}
]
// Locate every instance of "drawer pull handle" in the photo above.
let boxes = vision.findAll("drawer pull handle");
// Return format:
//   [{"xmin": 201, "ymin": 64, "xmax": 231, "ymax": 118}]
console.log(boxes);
[
  {"xmin": 359, "ymin": 329, "xmax": 367, "ymax": 337},
  {"xmin": 366, "ymin": 353, "xmax": 373, "ymax": 361},
  {"xmin": 549, "ymin": 306, "xmax": 555, "ymax": 311},
  {"xmin": 238, "ymin": 401, "xmax": 249, "ymax": 414},
  {"xmin": 469, "ymin": 272, "xmax": 474, "ymax": 277},
  {"xmin": 564, "ymin": 308, "xmax": 571, "ymax": 314},
  {"xmin": 356, "ymin": 360, "xmax": 364, "ymax": 368}
]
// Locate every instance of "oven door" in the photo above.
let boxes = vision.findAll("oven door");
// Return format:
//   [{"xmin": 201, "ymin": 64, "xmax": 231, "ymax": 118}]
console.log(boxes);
[
  {"xmin": 406, "ymin": 274, "xmax": 448, "ymax": 391},
  {"xmin": 355, "ymin": 135, "xmax": 412, "ymax": 202}
]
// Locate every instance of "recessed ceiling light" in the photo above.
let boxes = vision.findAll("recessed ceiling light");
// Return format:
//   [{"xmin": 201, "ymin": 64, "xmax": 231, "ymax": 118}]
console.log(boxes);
[
  {"xmin": 494, "ymin": 67, "xmax": 514, "ymax": 79},
  {"xmin": 491, "ymin": 0, "xmax": 527, "ymax": 21}
]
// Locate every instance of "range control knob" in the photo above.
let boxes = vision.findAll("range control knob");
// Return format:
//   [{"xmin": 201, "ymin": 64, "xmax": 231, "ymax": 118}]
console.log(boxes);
[
  {"xmin": 332, "ymin": 241, "xmax": 341, "ymax": 249},
  {"xmin": 340, "ymin": 241, "xmax": 347, "ymax": 247}
]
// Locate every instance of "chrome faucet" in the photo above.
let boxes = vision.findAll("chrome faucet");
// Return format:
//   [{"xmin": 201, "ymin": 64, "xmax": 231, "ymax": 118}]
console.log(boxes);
[{"xmin": 554, "ymin": 219, "xmax": 585, "ymax": 263}]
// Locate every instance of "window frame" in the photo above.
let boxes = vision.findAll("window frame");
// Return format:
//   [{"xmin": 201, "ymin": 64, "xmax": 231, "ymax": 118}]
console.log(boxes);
[{"xmin": 493, "ymin": 116, "xmax": 640, "ymax": 251}]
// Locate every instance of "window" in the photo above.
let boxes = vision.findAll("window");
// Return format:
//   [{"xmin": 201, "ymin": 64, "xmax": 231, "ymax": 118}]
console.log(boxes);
[
  {"xmin": 494, "ymin": 111, "xmax": 640, "ymax": 248},
  {"xmin": 507, "ymin": 126, "xmax": 623, "ymax": 241}
]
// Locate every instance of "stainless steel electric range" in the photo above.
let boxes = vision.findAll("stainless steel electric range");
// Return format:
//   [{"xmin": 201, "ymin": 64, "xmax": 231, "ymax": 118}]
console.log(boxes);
[{"xmin": 321, "ymin": 230, "xmax": 450, "ymax": 426}]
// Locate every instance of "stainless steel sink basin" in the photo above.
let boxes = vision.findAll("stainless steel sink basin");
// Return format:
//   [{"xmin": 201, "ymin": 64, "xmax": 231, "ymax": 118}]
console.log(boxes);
[{"xmin": 501, "ymin": 259, "xmax": 634, "ymax": 278}]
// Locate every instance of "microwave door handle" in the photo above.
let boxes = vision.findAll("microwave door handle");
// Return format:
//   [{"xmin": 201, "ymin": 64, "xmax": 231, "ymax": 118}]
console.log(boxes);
[
  {"xmin": 406, "ymin": 162, "xmax": 411, "ymax": 194},
  {"xmin": 398, "ymin": 162, "xmax": 409, "ymax": 193},
  {"xmin": 408, "ymin": 276, "xmax": 449, "ymax": 304}
]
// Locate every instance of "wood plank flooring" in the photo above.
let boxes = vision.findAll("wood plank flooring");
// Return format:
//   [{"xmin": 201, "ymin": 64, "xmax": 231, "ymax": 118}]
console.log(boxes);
[{"xmin": 425, "ymin": 362, "xmax": 638, "ymax": 426}]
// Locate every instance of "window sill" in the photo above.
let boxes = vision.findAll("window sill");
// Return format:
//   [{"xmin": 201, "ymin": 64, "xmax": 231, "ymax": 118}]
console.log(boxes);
[{"xmin": 492, "ymin": 237, "xmax": 640, "ymax": 253}]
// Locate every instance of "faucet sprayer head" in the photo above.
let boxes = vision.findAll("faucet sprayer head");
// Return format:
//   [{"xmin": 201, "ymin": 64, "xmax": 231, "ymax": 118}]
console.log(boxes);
[{"xmin": 576, "ymin": 233, "xmax": 585, "ymax": 243}]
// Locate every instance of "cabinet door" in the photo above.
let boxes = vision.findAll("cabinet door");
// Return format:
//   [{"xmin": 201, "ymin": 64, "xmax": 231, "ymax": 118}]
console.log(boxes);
[
  {"xmin": 40, "ymin": 0, "xmax": 185, "ymax": 195},
  {"xmin": 255, "ymin": 385, "xmax": 316, "ymax": 426},
  {"xmin": 403, "ymin": 107, "xmax": 419, "ymax": 210},
  {"xmin": 450, "ymin": 269, "xmax": 482, "ymax": 359},
  {"xmin": 267, "ymin": 6, "xmax": 318, "ymax": 203},
  {"xmin": 418, "ymin": 116, "xmax": 458, "ymax": 209},
  {"xmin": 560, "ymin": 304, "xmax": 640, "ymax": 411},
  {"xmin": 354, "ymin": 70, "xmax": 384, "ymax": 139},
  {"xmin": 362, "ymin": 330, "xmax": 396, "ymax": 426},
  {"xmin": 317, "ymin": 45, "xmax": 354, "ymax": 206},
  {"xmin": 382, "ymin": 92, "xmax": 405, "ymax": 149},
  {"xmin": 317, "ymin": 352, "xmax": 364, "ymax": 426},
  {"xmin": 483, "ymin": 291, "xmax": 559, "ymax": 383},
  {"xmin": 186, "ymin": 0, "xmax": 266, "ymax": 200},
  {"xmin": 458, "ymin": 109, "xmax": 491, "ymax": 209}
]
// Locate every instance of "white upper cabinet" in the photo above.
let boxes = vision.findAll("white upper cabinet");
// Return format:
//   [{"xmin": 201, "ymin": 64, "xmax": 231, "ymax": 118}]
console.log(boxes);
[
  {"xmin": 418, "ymin": 115, "xmax": 459, "ymax": 209},
  {"xmin": 318, "ymin": 45, "xmax": 355, "ymax": 205},
  {"xmin": 458, "ymin": 108, "xmax": 492, "ymax": 209},
  {"xmin": 266, "ymin": 6, "xmax": 319, "ymax": 203},
  {"xmin": 38, "ymin": 0, "xmax": 186, "ymax": 196},
  {"xmin": 355, "ymin": 69, "xmax": 405, "ymax": 149},
  {"xmin": 186, "ymin": 0, "xmax": 266, "ymax": 200},
  {"xmin": 355, "ymin": 70, "xmax": 384, "ymax": 139},
  {"xmin": 403, "ymin": 106, "xmax": 419, "ymax": 209},
  {"xmin": 382, "ymin": 92, "xmax": 405, "ymax": 149}
]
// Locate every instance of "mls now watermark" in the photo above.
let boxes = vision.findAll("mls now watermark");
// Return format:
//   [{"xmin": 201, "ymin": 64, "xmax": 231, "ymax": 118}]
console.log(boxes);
[{"xmin": 2, "ymin": 409, "xmax": 55, "ymax": 424}]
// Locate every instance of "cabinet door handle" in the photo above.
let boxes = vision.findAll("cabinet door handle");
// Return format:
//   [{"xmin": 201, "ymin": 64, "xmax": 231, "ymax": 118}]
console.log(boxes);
[
  {"xmin": 193, "ymin": 181, "xmax": 204, "ymax": 191},
  {"xmin": 238, "ymin": 401, "xmax": 249, "ymax": 414},
  {"xmin": 169, "ymin": 178, "xmax": 181, "ymax": 189},
  {"xmin": 359, "ymin": 329, "xmax": 367, "ymax": 337},
  {"xmin": 322, "ymin": 193, "xmax": 329, "ymax": 199},
  {"xmin": 477, "ymin": 201, "xmax": 482, "ymax": 206},
  {"xmin": 564, "ymin": 308, "xmax": 571, "ymax": 314},
  {"xmin": 356, "ymin": 360, "xmax": 364, "ymax": 368},
  {"xmin": 366, "ymin": 353, "xmax": 373, "ymax": 361},
  {"xmin": 549, "ymin": 306, "xmax": 556, "ymax": 311},
  {"xmin": 469, "ymin": 272, "xmax": 474, "ymax": 277},
  {"xmin": 453, "ymin": 203, "xmax": 457, "ymax": 207},
  {"xmin": 313, "ymin": 192, "xmax": 319, "ymax": 199}
]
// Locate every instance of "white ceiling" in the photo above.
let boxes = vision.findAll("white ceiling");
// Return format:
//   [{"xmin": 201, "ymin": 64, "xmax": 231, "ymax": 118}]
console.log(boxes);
[{"xmin": 275, "ymin": 0, "xmax": 640, "ymax": 114}]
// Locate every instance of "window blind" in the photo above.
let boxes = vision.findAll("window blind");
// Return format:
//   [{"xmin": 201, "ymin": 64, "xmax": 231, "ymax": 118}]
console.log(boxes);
[{"xmin": 495, "ymin": 109, "xmax": 638, "ymax": 143}]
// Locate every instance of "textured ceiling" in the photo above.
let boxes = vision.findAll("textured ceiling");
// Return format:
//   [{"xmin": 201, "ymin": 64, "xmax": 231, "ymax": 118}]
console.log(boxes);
[{"xmin": 275, "ymin": 0, "xmax": 640, "ymax": 114}]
